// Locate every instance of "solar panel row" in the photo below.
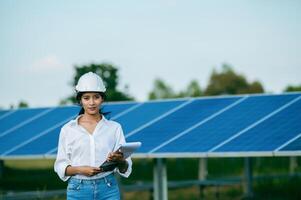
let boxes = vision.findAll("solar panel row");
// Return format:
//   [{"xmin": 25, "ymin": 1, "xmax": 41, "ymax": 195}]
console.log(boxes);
[{"xmin": 0, "ymin": 93, "xmax": 300, "ymax": 158}]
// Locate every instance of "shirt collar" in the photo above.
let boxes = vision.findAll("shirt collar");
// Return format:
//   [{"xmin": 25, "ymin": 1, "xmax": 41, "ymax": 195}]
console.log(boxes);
[{"xmin": 71, "ymin": 114, "xmax": 107, "ymax": 127}]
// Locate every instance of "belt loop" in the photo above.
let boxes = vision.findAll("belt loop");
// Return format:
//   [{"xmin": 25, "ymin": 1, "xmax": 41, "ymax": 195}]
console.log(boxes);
[
  {"xmin": 104, "ymin": 176, "xmax": 112, "ymax": 187},
  {"xmin": 76, "ymin": 179, "xmax": 82, "ymax": 190}
]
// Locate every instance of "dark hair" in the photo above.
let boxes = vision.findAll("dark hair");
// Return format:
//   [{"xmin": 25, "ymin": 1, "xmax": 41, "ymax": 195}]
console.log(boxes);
[{"xmin": 76, "ymin": 92, "xmax": 110, "ymax": 117}]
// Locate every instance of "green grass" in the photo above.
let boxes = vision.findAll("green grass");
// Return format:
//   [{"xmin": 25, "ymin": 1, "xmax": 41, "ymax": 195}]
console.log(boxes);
[
  {"xmin": 253, "ymin": 176, "xmax": 301, "ymax": 200},
  {"xmin": 1, "ymin": 157, "xmax": 301, "ymax": 199}
]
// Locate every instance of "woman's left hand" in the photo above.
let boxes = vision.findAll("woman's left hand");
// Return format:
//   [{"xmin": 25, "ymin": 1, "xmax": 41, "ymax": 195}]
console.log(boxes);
[
  {"xmin": 107, "ymin": 150, "xmax": 125, "ymax": 163},
  {"xmin": 107, "ymin": 150, "xmax": 128, "ymax": 173}
]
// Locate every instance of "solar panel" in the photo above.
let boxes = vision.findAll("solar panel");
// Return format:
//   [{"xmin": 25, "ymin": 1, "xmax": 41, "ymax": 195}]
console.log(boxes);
[
  {"xmin": 0, "ymin": 93, "xmax": 300, "ymax": 158},
  {"xmin": 3, "ymin": 102, "xmax": 139, "ymax": 156},
  {"xmin": 115, "ymin": 99, "xmax": 188, "ymax": 135},
  {"xmin": 0, "ymin": 110, "xmax": 9, "ymax": 118},
  {"xmin": 155, "ymin": 94, "xmax": 300, "ymax": 154},
  {"xmin": 279, "ymin": 135, "xmax": 301, "ymax": 151},
  {"xmin": 214, "ymin": 95, "xmax": 301, "ymax": 152},
  {"xmin": 0, "ymin": 107, "xmax": 53, "ymax": 134},
  {"xmin": 102, "ymin": 102, "xmax": 139, "ymax": 119},
  {"xmin": 127, "ymin": 97, "xmax": 242, "ymax": 153},
  {"xmin": 0, "ymin": 106, "xmax": 79, "ymax": 156}
]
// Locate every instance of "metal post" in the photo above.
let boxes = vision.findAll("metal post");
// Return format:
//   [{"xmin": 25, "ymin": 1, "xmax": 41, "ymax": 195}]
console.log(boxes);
[
  {"xmin": 243, "ymin": 157, "xmax": 253, "ymax": 198},
  {"xmin": 198, "ymin": 158, "xmax": 207, "ymax": 199},
  {"xmin": 0, "ymin": 160, "xmax": 4, "ymax": 178},
  {"xmin": 153, "ymin": 158, "xmax": 167, "ymax": 200},
  {"xmin": 289, "ymin": 156, "xmax": 298, "ymax": 175},
  {"xmin": 198, "ymin": 158, "xmax": 208, "ymax": 180}
]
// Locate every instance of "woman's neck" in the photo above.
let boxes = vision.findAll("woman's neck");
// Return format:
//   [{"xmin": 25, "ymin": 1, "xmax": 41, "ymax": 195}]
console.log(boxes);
[{"xmin": 82, "ymin": 113, "xmax": 102, "ymax": 122}]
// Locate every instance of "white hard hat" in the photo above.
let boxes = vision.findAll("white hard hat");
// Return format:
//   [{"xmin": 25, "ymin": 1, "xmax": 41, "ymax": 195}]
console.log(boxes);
[{"xmin": 75, "ymin": 72, "xmax": 106, "ymax": 93}]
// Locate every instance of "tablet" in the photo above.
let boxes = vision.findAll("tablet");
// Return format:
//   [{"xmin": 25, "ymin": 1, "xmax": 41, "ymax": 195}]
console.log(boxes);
[
  {"xmin": 118, "ymin": 142, "xmax": 142, "ymax": 158},
  {"xmin": 99, "ymin": 142, "xmax": 142, "ymax": 172}
]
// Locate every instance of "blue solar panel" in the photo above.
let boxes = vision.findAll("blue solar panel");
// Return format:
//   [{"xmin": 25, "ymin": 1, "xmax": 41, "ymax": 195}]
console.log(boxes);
[
  {"xmin": 156, "ymin": 94, "xmax": 300, "ymax": 153},
  {"xmin": 0, "ymin": 106, "xmax": 80, "ymax": 155},
  {"xmin": 214, "ymin": 96, "xmax": 301, "ymax": 152},
  {"xmin": 0, "ymin": 110, "xmax": 9, "ymax": 118},
  {"xmin": 114, "ymin": 99, "xmax": 187, "ymax": 134},
  {"xmin": 7, "ymin": 126, "xmax": 63, "ymax": 156},
  {"xmin": 0, "ymin": 107, "xmax": 53, "ymax": 135},
  {"xmin": 101, "ymin": 102, "xmax": 139, "ymax": 119},
  {"xmin": 1, "ymin": 93, "xmax": 301, "ymax": 158},
  {"xmin": 280, "ymin": 136, "xmax": 301, "ymax": 151},
  {"xmin": 127, "ymin": 97, "xmax": 242, "ymax": 153},
  {"xmin": 4, "ymin": 102, "xmax": 139, "ymax": 156}
]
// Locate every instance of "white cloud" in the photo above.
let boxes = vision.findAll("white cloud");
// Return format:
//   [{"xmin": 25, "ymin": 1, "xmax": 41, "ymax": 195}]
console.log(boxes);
[{"xmin": 31, "ymin": 55, "xmax": 64, "ymax": 72}]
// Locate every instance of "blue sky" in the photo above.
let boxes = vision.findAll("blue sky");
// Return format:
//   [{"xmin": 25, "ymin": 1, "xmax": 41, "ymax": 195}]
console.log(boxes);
[{"xmin": 0, "ymin": 0, "xmax": 300, "ymax": 108}]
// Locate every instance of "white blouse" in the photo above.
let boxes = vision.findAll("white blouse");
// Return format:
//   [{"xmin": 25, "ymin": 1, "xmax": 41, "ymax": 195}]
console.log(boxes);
[{"xmin": 54, "ymin": 115, "xmax": 132, "ymax": 181}]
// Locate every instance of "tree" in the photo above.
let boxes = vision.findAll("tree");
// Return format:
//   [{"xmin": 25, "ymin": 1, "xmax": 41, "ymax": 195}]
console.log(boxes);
[
  {"xmin": 148, "ymin": 78, "xmax": 176, "ymax": 100},
  {"xmin": 148, "ymin": 79, "xmax": 203, "ymax": 100},
  {"xmin": 204, "ymin": 64, "xmax": 264, "ymax": 95},
  {"xmin": 60, "ymin": 63, "xmax": 134, "ymax": 104},
  {"xmin": 177, "ymin": 80, "xmax": 203, "ymax": 98},
  {"xmin": 284, "ymin": 84, "xmax": 301, "ymax": 92},
  {"xmin": 7, "ymin": 100, "xmax": 29, "ymax": 109},
  {"xmin": 18, "ymin": 101, "xmax": 29, "ymax": 108}
]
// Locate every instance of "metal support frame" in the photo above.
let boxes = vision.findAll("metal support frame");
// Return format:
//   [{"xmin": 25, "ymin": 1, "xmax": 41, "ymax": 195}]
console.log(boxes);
[
  {"xmin": 243, "ymin": 157, "xmax": 253, "ymax": 198},
  {"xmin": 153, "ymin": 158, "xmax": 168, "ymax": 200},
  {"xmin": 198, "ymin": 158, "xmax": 208, "ymax": 180},
  {"xmin": 0, "ymin": 160, "xmax": 4, "ymax": 178},
  {"xmin": 289, "ymin": 156, "xmax": 298, "ymax": 175},
  {"xmin": 198, "ymin": 158, "xmax": 207, "ymax": 199}
]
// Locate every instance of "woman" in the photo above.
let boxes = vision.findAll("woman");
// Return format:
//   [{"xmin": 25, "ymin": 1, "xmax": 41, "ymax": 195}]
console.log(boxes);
[{"xmin": 54, "ymin": 72, "xmax": 132, "ymax": 200}]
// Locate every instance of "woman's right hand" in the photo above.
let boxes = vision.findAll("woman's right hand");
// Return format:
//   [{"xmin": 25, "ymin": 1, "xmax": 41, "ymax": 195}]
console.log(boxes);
[
  {"xmin": 78, "ymin": 166, "xmax": 102, "ymax": 176},
  {"xmin": 66, "ymin": 165, "xmax": 102, "ymax": 177}
]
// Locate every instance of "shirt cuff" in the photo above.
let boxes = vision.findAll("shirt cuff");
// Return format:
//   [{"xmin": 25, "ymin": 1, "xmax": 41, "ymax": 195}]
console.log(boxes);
[
  {"xmin": 116, "ymin": 158, "xmax": 132, "ymax": 178},
  {"xmin": 56, "ymin": 163, "xmax": 71, "ymax": 182}
]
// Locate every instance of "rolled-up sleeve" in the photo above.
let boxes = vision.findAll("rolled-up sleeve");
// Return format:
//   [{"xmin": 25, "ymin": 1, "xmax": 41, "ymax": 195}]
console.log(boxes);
[
  {"xmin": 54, "ymin": 128, "xmax": 71, "ymax": 181},
  {"xmin": 114, "ymin": 124, "xmax": 132, "ymax": 178}
]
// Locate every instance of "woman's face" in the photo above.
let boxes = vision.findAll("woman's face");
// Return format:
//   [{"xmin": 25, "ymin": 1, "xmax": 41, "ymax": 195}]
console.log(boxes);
[{"xmin": 80, "ymin": 92, "xmax": 103, "ymax": 115}]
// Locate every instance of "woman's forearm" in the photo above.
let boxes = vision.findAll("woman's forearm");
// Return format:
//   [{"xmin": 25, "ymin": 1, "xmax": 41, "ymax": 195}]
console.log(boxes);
[
  {"xmin": 65, "ymin": 165, "xmax": 102, "ymax": 177},
  {"xmin": 65, "ymin": 165, "xmax": 81, "ymax": 176}
]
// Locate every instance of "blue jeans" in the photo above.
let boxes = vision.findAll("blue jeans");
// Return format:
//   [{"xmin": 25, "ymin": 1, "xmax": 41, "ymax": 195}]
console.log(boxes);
[{"xmin": 67, "ymin": 174, "xmax": 120, "ymax": 200}]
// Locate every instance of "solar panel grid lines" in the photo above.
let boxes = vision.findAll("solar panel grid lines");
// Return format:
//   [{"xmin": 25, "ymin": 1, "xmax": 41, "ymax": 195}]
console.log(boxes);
[
  {"xmin": 155, "ymin": 93, "xmax": 301, "ymax": 154},
  {"xmin": 0, "ymin": 107, "xmax": 56, "ymax": 138},
  {"xmin": 214, "ymin": 95, "xmax": 301, "ymax": 152},
  {"xmin": 125, "ymin": 98, "xmax": 194, "ymax": 138},
  {"xmin": 5, "ymin": 103, "xmax": 135, "ymax": 157},
  {"xmin": 278, "ymin": 135, "xmax": 301, "ymax": 152},
  {"xmin": 274, "ymin": 132, "xmax": 301, "ymax": 152},
  {"xmin": 208, "ymin": 95, "xmax": 301, "ymax": 153},
  {"xmin": 1, "ymin": 92, "xmax": 301, "ymax": 159},
  {"xmin": 115, "ymin": 99, "xmax": 187, "ymax": 136},
  {"xmin": 148, "ymin": 96, "xmax": 249, "ymax": 153},
  {"xmin": 45, "ymin": 146, "xmax": 57, "ymax": 156},
  {"xmin": 43, "ymin": 103, "xmax": 147, "ymax": 157},
  {"xmin": 1, "ymin": 115, "xmax": 77, "ymax": 156},
  {"xmin": 128, "ymin": 96, "xmax": 242, "ymax": 153},
  {"xmin": 43, "ymin": 99, "xmax": 195, "ymax": 156},
  {"xmin": 0, "ymin": 110, "xmax": 17, "ymax": 120},
  {"xmin": 111, "ymin": 102, "xmax": 144, "ymax": 120},
  {"xmin": 0, "ymin": 107, "xmax": 81, "ymax": 155}
]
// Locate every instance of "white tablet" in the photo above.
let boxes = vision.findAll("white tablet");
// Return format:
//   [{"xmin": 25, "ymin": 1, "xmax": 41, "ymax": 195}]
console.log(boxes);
[{"xmin": 118, "ymin": 142, "xmax": 142, "ymax": 158}]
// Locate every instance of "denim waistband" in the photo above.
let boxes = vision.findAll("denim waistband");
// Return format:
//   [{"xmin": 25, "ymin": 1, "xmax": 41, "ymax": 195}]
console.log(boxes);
[{"xmin": 69, "ymin": 173, "xmax": 115, "ymax": 185}]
